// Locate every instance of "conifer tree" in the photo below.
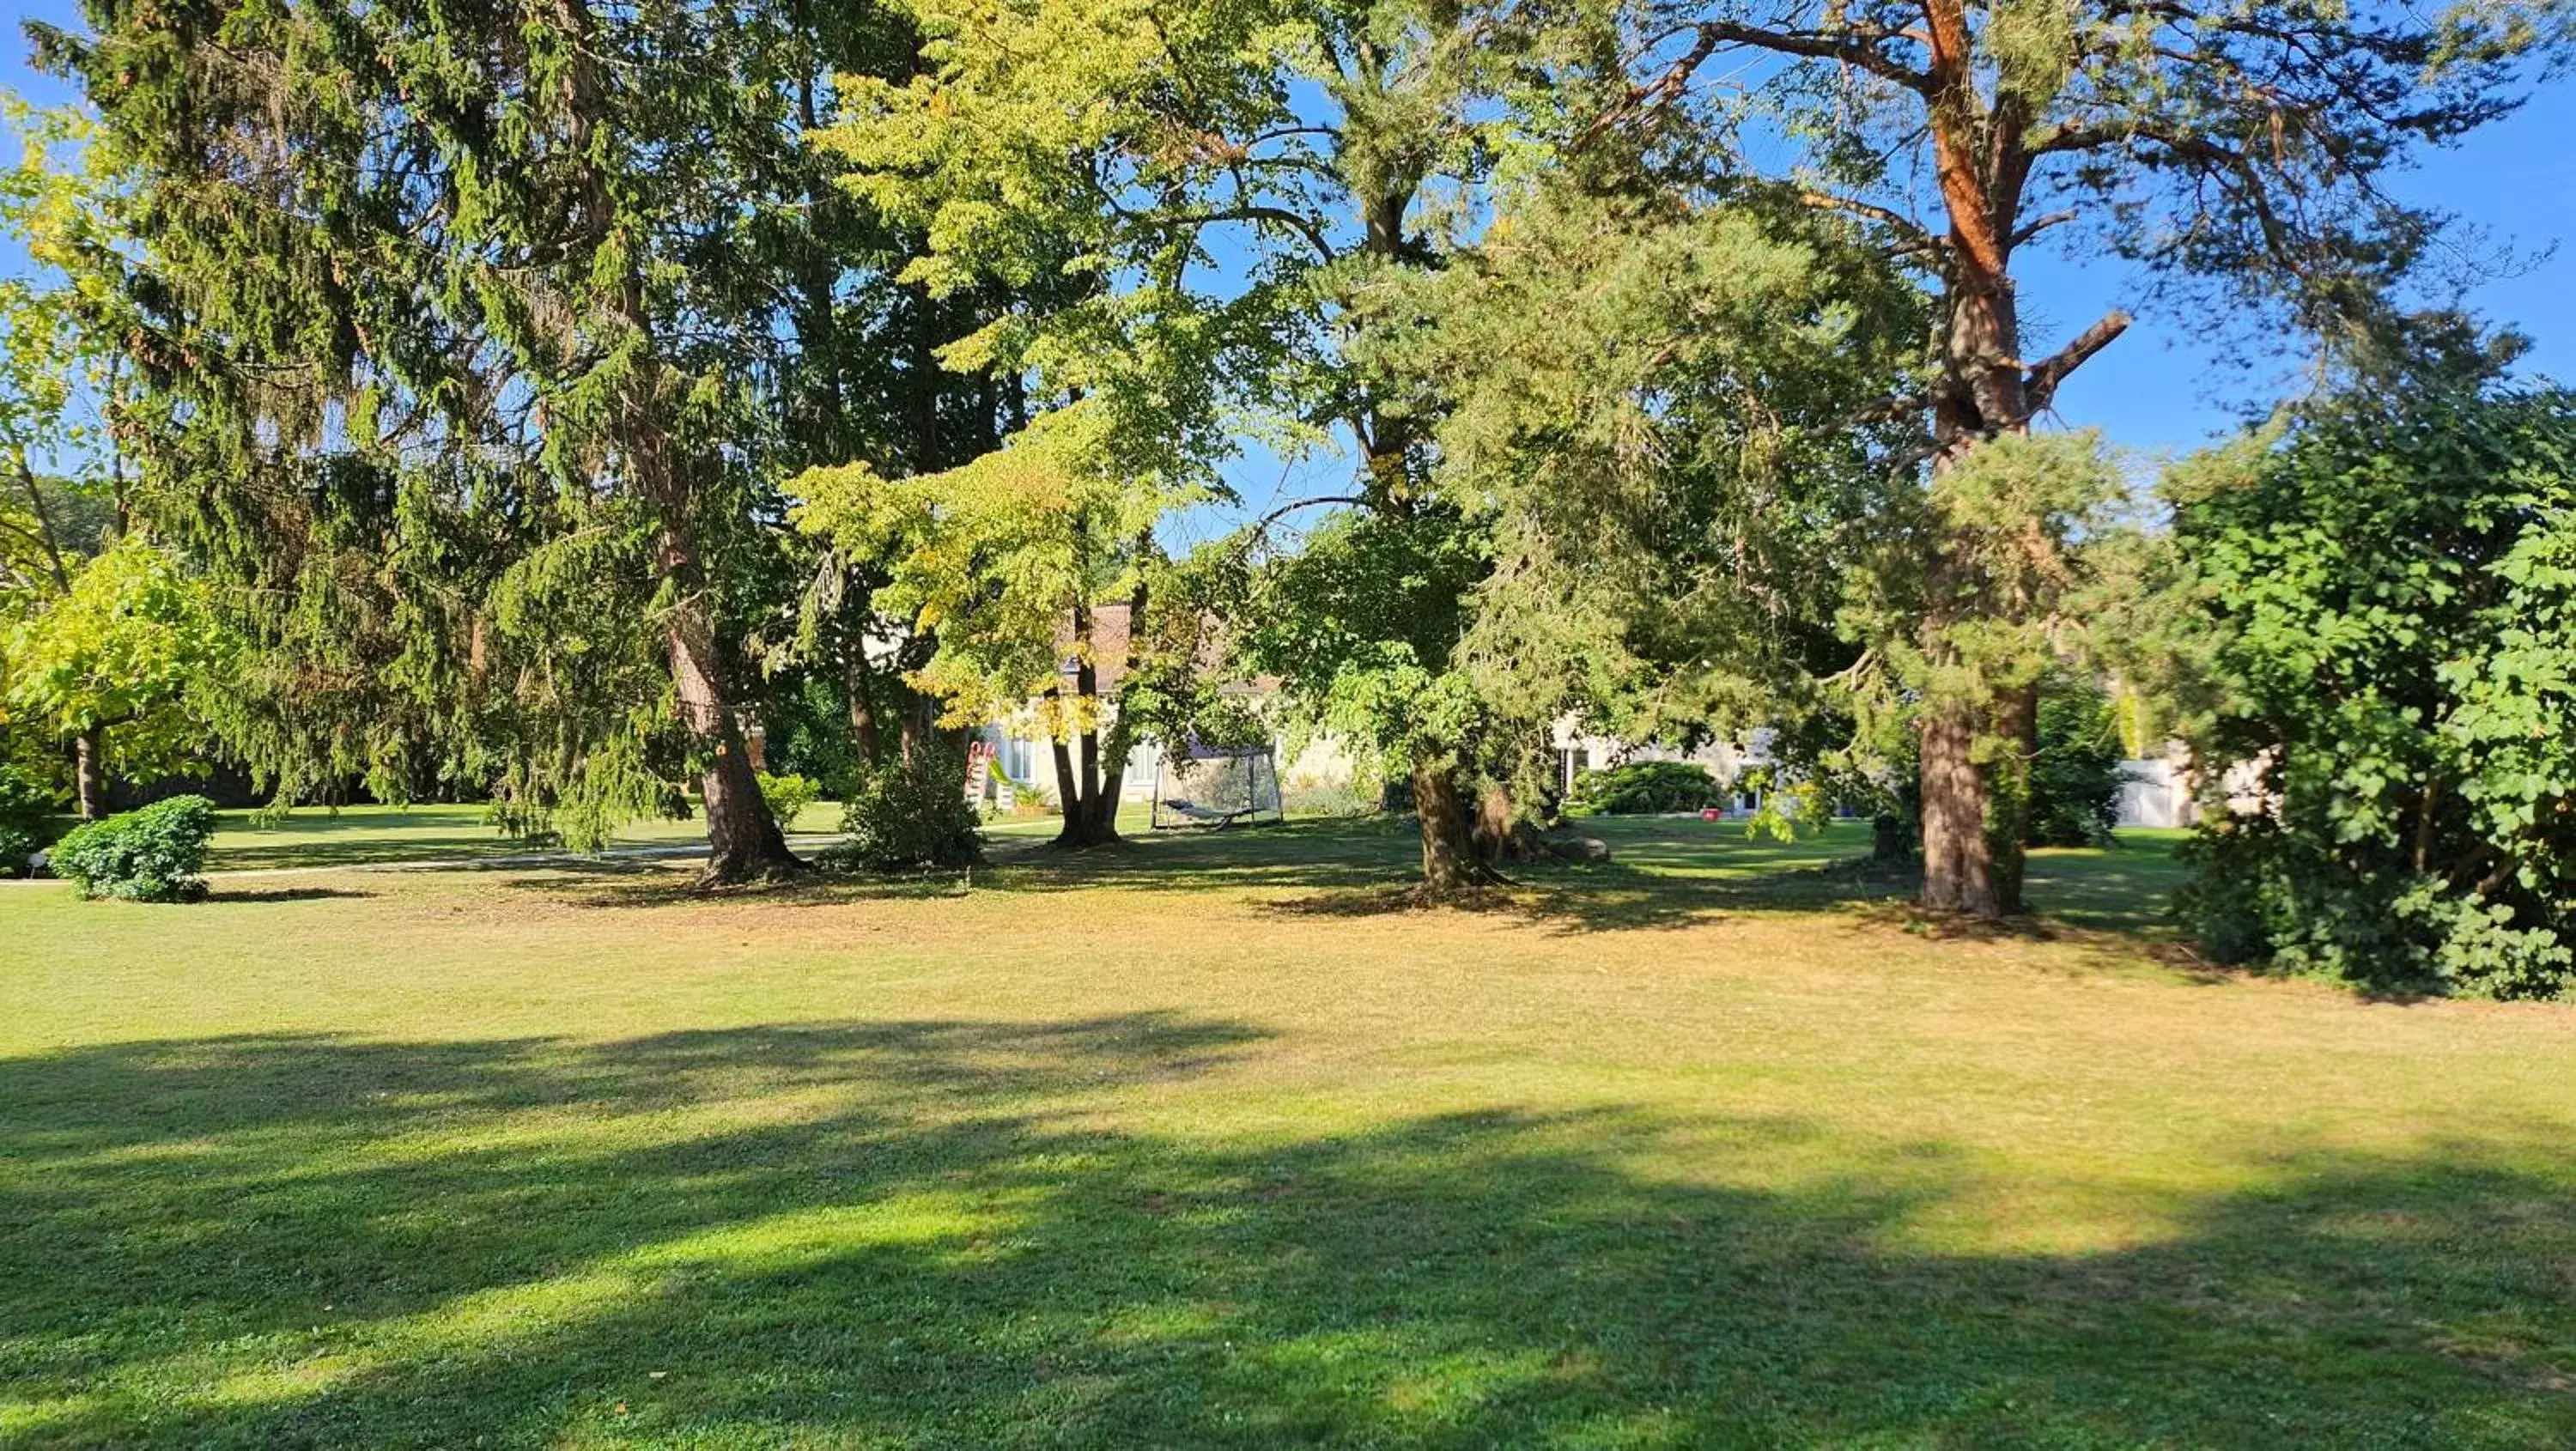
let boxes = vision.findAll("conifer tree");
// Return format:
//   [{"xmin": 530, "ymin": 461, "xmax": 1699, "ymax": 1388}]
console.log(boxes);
[
  {"xmin": 37, "ymin": 0, "xmax": 926, "ymax": 881},
  {"xmin": 1569, "ymin": 0, "xmax": 2565, "ymax": 914}
]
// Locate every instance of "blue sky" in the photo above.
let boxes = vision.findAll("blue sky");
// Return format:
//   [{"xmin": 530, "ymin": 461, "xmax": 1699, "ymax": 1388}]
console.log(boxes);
[{"xmin": 9, "ymin": 0, "xmax": 2573, "ymax": 530}]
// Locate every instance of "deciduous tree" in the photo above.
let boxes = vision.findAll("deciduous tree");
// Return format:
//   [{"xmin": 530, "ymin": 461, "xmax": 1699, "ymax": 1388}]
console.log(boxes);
[{"xmin": 816, "ymin": 0, "xmax": 1513, "ymax": 893}]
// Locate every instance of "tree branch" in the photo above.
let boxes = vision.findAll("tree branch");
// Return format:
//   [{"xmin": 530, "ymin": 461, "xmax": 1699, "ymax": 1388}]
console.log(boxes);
[
  {"xmin": 1160, "ymin": 203, "xmax": 1338, "ymax": 264},
  {"xmin": 1252, "ymin": 494, "xmax": 1371, "ymax": 533},
  {"xmin": 1799, "ymin": 190, "xmax": 1935, "ymax": 247},
  {"xmin": 1574, "ymin": 19, "xmax": 1933, "ymax": 153},
  {"xmin": 1695, "ymin": 21, "xmax": 1934, "ymax": 96},
  {"xmin": 2008, "ymin": 209, "xmax": 2079, "ymax": 248},
  {"xmin": 2024, "ymin": 311, "xmax": 2132, "ymax": 410}
]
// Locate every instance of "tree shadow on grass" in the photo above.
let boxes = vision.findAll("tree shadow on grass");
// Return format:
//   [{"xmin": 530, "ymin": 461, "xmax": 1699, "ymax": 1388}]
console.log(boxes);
[
  {"xmin": 483, "ymin": 819, "xmax": 2190, "ymax": 950},
  {"xmin": 4, "ymin": 1019, "xmax": 2573, "ymax": 1448},
  {"xmin": 204, "ymin": 886, "xmax": 379, "ymax": 903}
]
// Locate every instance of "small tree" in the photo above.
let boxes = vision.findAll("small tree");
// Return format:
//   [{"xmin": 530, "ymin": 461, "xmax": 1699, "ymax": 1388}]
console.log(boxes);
[
  {"xmin": 795, "ymin": 400, "xmax": 1210, "ymax": 848},
  {"xmin": 4, "ymin": 536, "xmax": 224, "ymax": 817},
  {"xmin": 2175, "ymin": 387, "xmax": 2576, "ymax": 999},
  {"xmin": 1, "ymin": 98, "xmax": 143, "ymax": 814}
]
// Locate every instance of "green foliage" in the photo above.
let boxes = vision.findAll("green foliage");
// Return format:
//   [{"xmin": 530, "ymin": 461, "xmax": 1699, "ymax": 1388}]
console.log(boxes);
[
  {"xmin": 2174, "ymin": 387, "xmax": 2576, "ymax": 998},
  {"xmin": 50, "ymin": 792, "xmax": 215, "ymax": 902},
  {"xmin": 826, "ymin": 748, "xmax": 983, "ymax": 872},
  {"xmin": 0, "ymin": 823, "xmax": 38, "ymax": 879},
  {"xmin": 1566, "ymin": 760, "xmax": 1726, "ymax": 817},
  {"xmin": 2028, "ymin": 673, "xmax": 2130, "ymax": 849},
  {"xmin": 3, "ymin": 536, "xmax": 226, "ymax": 783},
  {"xmin": 0, "ymin": 762, "xmax": 56, "ymax": 877},
  {"xmin": 1850, "ymin": 433, "xmax": 2133, "ymax": 742},
  {"xmin": 794, "ymin": 398, "xmax": 1206, "ymax": 741},
  {"xmin": 44, "ymin": 0, "xmax": 923, "ymax": 862},
  {"xmin": 1232, "ymin": 507, "xmax": 1494, "ymax": 786},
  {"xmin": 1408, "ymin": 180, "xmax": 1925, "ymax": 754},
  {"xmin": 756, "ymin": 772, "xmax": 821, "ymax": 831}
]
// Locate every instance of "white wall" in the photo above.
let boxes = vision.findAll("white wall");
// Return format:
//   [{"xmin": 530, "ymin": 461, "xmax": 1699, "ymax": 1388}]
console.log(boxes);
[{"xmin": 2116, "ymin": 757, "xmax": 2189, "ymax": 829}]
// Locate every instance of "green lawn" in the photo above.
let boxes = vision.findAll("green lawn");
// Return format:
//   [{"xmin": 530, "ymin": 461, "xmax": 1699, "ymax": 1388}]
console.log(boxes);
[
  {"xmin": 4, "ymin": 817, "xmax": 2573, "ymax": 1448},
  {"xmin": 200, "ymin": 801, "xmax": 848, "ymax": 873}
]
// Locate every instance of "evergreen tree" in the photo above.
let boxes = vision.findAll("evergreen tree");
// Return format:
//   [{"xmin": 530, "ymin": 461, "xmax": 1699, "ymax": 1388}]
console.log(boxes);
[
  {"xmin": 36, "ymin": 0, "xmax": 928, "ymax": 881},
  {"xmin": 1572, "ymin": 0, "xmax": 2567, "ymax": 914}
]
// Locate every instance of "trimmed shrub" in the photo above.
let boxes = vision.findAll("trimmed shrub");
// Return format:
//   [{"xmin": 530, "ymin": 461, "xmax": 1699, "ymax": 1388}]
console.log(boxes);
[
  {"xmin": 52, "ymin": 794, "xmax": 217, "ymax": 902},
  {"xmin": 1566, "ymin": 759, "xmax": 1725, "ymax": 816},
  {"xmin": 756, "ymin": 771, "xmax": 820, "ymax": 831},
  {"xmin": 826, "ymin": 749, "xmax": 982, "ymax": 871}
]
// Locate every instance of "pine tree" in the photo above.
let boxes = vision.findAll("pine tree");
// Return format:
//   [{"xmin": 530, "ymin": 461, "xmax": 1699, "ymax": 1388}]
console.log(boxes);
[{"xmin": 1574, "ymin": 0, "xmax": 2567, "ymax": 914}]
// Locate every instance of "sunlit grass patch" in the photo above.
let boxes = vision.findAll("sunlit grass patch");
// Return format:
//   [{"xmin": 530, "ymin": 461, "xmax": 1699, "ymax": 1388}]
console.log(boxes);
[{"xmin": 3, "ymin": 815, "xmax": 2573, "ymax": 1446}]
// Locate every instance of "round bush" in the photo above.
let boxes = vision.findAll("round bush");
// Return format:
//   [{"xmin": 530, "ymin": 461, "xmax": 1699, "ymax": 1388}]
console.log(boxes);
[
  {"xmin": 756, "ymin": 771, "xmax": 821, "ymax": 830},
  {"xmin": 826, "ymin": 750, "xmax": 983, "ymax": 871},
  {"xmin": 52, "ymin": 795, "xmax": 218, "ymax": 902}
]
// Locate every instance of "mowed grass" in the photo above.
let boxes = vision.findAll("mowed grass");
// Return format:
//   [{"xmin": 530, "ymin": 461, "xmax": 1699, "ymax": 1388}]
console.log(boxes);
[
  {"xmin": 3, "ymin": 817, "xmax": 2573, "ymax": 1448},
  {"xmin": 200, "ymin": 801, "xmax": 848, "ymax": 873}
]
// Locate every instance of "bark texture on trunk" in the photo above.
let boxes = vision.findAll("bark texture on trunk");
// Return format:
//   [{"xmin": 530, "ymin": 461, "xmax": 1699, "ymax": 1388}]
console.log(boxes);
[
  {"xmin": 1905, "ymin": 0, "xmax": 2068, "ymax": 919},
  {"xmin": 1048, "ymin": 727, "xmax": 1122, "ymax": 848},
  {"xmin": 1470, "ymin": 780, "xmax": 1543, "ymax": 866},
  {"xmin": 1917, "ymin": 706, "xmax": 1998, "ymax": 915},
  {"xmin": 74, "ymin": 726, "xmax": 105, "ymax": 820},
  {"xmin": 1045, "ymin": 598, "xmax": 1131, "ymax": 850},
  {"xmin": 1413, "ymin": 757, "xmax": 1479, "ymax": 902},
  {"xmin": 667, "ymin": 605, "xmax": 799, "ymax": 886}
]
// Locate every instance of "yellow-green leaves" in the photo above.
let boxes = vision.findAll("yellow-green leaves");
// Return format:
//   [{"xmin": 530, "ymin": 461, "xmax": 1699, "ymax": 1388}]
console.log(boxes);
[
  {"xmin": 793, "ymin": 398, "xmax": 1198, "ymax": 734},
  {"xmin": 2, "ymin": 535, "xmax": 228, "ymax": 780}
]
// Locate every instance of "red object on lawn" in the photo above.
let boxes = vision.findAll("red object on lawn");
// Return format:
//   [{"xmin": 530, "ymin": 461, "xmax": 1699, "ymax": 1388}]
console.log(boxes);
[{"xmin": 1700, "ymin": 807, "xmax": 1722, "ymax": 822}]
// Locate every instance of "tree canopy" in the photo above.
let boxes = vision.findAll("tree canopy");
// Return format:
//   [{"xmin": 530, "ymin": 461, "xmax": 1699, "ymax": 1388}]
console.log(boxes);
[{"xmin": 1, "ymin": 0, "xmax": 2567, "ymax": 956}]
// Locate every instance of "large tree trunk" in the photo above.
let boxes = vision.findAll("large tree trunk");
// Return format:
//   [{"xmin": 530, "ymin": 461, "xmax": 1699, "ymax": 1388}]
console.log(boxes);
[
  {"xmin": 1412, "ymin": 756, "xmax": 1483, "ymax": 902},
  {"xmin": 666, "ymin": 598, "xmax": 801, "ymax": 887},
  {"xmin": 1917, "ymin": 706, "xmax": 1998, "ymax": 915},
  {"xmin": 1910, "ymin": 0, "xmax": 2034, "ymax": 918},
  {"xmin": 1048, "ymin": 728, "xmax": 1121, "ymax": 848},
  {"xmin": 548, "ymin": 0, "xmax": 798, "ymax": 889},
  {"xmin": 1471, "ymin": 779, "xmax": 1542, "ymax": 865},
  {"xmin": 1047, "ymin": 600, "xmax": 1126, "ymax": 850},
  {"xmin": 74, "ymin": 726, "xmax": 105, "ymax": 820}
]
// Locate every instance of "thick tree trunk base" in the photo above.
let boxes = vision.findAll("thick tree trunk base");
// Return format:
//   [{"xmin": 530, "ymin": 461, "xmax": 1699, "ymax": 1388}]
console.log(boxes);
[
  {"xmin": 693, "ymin": 841, "xmax": 809, "ymax": 890},
  {"xmin": 1411, "ymin": 760, "xmax": 1510, "ymax": 904},
  {"xmin": 1917, "ymin": 705, "xmax": 2019, "ymax": 918},
  {"xmin": 1049, "ymin": 821, "xmax": 1123, "ymax": 851},
  {"xmin": 1471, "ymin": 781, "xmax": 1546, "ymax": 866},
  {"xmin": 692, "ymin": 738, "xmax": 807, "ymax": 891}
]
